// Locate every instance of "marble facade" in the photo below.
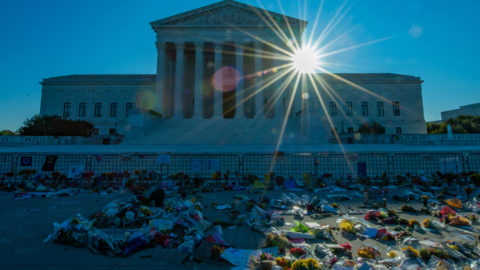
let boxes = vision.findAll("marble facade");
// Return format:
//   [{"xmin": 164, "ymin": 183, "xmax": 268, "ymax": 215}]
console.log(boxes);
[{"xmin": 39, "ymin": 0, "xmax": 427, "ymax": 146}]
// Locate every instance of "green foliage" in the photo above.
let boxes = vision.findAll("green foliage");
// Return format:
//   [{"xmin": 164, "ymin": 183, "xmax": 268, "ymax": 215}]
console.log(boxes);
[
  {"xmin": 17, "ymin": 115, "xmax": 94, "ymax": 136},
  {"xmin": 358, "ymin": 121, "xmax": 386, "ymax": 135},
  {"xmin": 0, "ymin": 129, "xmax": 16, "ymax": 136},
  {"xmin": 428, "ymin": 115, "xmax": 480, "ymax": 134}
]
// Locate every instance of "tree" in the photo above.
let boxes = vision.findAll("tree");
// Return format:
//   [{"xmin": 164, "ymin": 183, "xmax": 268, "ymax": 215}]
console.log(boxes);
[
  {"xmin": 17, "ymin": 115, "xmax": 94, "ymax": 137},
  {"xmin": 428, "ymin": 115, "xmax": 480, "ymax": 134},
  {"xmin": 358, "ymin": 121, "xmax": 386, "ymax": 135},
  {"xmin": 0, "ymin": 130, "xmax": 16, "ymax": 136}
]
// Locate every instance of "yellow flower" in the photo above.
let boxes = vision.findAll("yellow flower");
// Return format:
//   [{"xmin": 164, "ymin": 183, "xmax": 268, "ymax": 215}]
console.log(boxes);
[
  {"xmin": 402, "ymin": 246, "xmax": 420, "ymax": 258},
  {"xmin": 387, "ymin": 251, "xmax": 398, "ymax": 258},
  {"xmin": 422, "ymin": 218, "xmax": 431, "ymax": 228},
  {"xmin": 291, "ymin": 258, "xmax": 320, "ymax": 270},
  {"xmin": 408, "ymin": 219, "xmax": 420, "ymax": 227}
]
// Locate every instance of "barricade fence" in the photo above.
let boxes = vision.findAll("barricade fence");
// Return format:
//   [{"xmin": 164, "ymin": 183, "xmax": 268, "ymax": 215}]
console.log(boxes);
[{"xmin": 1, "ymin": 152, "xmax": 479, "ymax": 181}]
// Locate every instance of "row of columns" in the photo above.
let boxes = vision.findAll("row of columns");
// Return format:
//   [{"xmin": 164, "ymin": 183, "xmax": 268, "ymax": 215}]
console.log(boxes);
[{"xmin": 155, "ymin": 41, "xmax": 286, "ymax": 120}]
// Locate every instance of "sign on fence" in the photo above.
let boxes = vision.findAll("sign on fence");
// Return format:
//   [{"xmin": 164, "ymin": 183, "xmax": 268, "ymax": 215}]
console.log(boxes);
[
  {"xmin": 67, "ymin": 165, "xmax": 84, "ymax": 178},
  {"xmin": 440, "ymin": 157, "xmax": 461, "ymax": 174},
  {"xmin": 42, "ymin": 155, "xmax": 57, "ymax": 172},
  {"xmin": 357, "ymin": 162, "xmax": 367, "ymax": 178},
  {"xmin": 157, "ymin": 155, "xmax": 171, "ymax": 165},
  {"xmin": 190, "ymin": 159, "xmax": 220, "ymax": 172}
]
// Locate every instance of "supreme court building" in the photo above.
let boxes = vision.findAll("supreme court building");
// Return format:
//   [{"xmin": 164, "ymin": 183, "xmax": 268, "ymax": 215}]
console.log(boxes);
[{"xmin": 40, "ymin": 0, "xmax": 427, "ymax": 146}]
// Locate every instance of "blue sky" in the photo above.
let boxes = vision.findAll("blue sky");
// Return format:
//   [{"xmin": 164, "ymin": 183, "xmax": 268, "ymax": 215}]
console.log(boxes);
[{"xmin": 0, "ymin": 0, "xmax": 479, "ymax": 130}]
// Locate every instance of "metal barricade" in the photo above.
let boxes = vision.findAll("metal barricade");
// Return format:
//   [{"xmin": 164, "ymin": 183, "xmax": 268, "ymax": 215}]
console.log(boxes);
[{"xmin": 391, "ymin": 152, "xmax": 465, "ymax": 176}]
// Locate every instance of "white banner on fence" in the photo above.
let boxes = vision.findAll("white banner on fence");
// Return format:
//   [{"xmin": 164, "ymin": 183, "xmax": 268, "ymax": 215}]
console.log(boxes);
[
  {"xmin": 439, "ymin": 157, "xmax": 460, "ymax": 174},
  {"xmin": 157, "ymin": 155, "xmax": 171, "ymax": 165},
  {"xmin": 67, "ymin": 165, "xmax": 84, "ymax": 178},
  {"xmin": 190, "ymin": 159, "xmax": 220, "ymax": 172}
]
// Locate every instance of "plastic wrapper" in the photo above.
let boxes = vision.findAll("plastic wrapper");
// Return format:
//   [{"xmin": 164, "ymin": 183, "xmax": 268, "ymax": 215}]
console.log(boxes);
[
  {"xmin": 311, "ymin": 227, "xmax": 334, "ymax": 241},
  {"xmin": 439, "ymin": 206, "xmax": 456, "ymax": 217},
  {"xmin": 285, "ymin": 231, "xmax": 315, "ymax": 240},
  {"xmin": 448, "ymin": 216, "xmax": 471, "ymax": 226},
  {"xmin": 291, "ymin": 221, "xmax": 310, "ymax": 233},
  {"xmin": 445, "ymin": 198, "xmax": 462, "ymax": 209}
]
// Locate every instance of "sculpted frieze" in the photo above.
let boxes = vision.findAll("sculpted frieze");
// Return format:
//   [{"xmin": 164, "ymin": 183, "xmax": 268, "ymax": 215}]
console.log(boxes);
[{"xmin": 162, "ymin": 6, "xmax": 292, "ymax": 27}]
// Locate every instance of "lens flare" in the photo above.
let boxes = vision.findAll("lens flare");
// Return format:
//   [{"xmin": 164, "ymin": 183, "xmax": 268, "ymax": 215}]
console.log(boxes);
[{"xmin": 292, "ymin": 45, "xmax": 321, "ymax": 74}]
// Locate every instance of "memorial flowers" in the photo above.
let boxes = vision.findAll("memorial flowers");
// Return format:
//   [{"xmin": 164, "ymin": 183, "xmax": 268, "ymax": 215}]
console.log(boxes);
[
  {"xmin": 357, "ymin": 245, "xmax": 381, "ymax": 259},
  {"xmin": 408, "ymin": 219, "xmax": 420, "ymax": 227},
  {"xmin": 291, "ymin": 258, "xmax": 320, "ymax": 270},
  {"xmin": 402, "ymin": 246, "xmax": 420, "ymax": 258},
  {"xmin": 422, "ymin": 218, "xmax": 431, "ymax": 228},
  {"xmin": 289, "ymin": 247, "xmax": 306, "ymax": 258},
  {"xmin": 275, "ymin": 257, "xmax": 292, "ymax": 269},
  {"xmin": 338, "ymin": 219, "xmax": 355, "ymax": 234}
]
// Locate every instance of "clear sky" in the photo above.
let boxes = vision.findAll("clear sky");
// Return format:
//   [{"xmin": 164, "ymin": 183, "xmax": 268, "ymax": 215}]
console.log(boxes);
[{"xmin": 0, "ymin": 0, "xmax": 479, "ymax": 131}]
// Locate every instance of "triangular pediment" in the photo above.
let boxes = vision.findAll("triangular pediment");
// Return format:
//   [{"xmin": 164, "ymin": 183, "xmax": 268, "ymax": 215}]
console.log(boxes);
[{"xmin": 150, "ymin": 0, "xmax": 306, "ymax": 28}]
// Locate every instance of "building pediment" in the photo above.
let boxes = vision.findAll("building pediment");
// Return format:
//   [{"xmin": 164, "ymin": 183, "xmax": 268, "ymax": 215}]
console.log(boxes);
[{"xmin": 150, "ymin": 0, "xmax": 306, "ymax": 29}]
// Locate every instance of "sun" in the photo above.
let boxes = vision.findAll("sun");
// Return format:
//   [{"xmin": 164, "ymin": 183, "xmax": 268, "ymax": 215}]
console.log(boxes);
[{"xmin": 292, "ymin": 45, "xmax": 321, "ymax": 74}]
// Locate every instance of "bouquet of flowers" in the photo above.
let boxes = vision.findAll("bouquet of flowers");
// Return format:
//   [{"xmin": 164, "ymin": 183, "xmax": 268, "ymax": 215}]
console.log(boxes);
[
  {"xmin": 275, "ymin": 257, "xmax": 292, "ymax": 269},
  {"xmin": 422, "ymin": 218, "xmax": 431, "ymax": 228},
  {"xmin": 290, "ymin": 247, "xmax": 306, "ymax": 258},
  {"xmin": 291, "ymin": 258, "xmax": 320, "ymax": 270},
  {"xmin": 259, "ymin": 252, "xmax": 274, "ymax": 261},
  {"xmin": 387, "ymin": 250, "xmax": 399, "ymax": 258},
  {"xmin": 402, "ymin": 246, "xmax": 420, "ymax": 258},
  {"xmin": 408, "ymin": 219, "xmax": 420, "ymax": 227},
  {"xmin": 357, "ymin": 245, "xmax": 381, "ymax": 259},
  {"xmin": 338, "ymin": 219, "xmax": 355, "ymax": 234}
]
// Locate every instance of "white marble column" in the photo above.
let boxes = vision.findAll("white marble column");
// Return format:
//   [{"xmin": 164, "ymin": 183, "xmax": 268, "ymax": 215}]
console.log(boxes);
[
  {"xmin": 234, "ymin": 43, "xmax": 244, "ymax": 119},
  {"xmin": 214, "ymin": 43, "xmax": 223, "ymax": 118},
  {"xmin": 193, "ymin": 42, "xmax": 204, "ymax": 119},
  {"xmin": 273, "ymin": 57, "xmax": 284, "ymax": 120},
  {"xmin": 174, "ymin": 42, "xmax": 185, "ymax": 118},
  {"xmin": 254, "ymin": 41, "xmax": 264, "ymax": 118},
  {"xmin": 155, "ymin": 42, "xmax": 166, "ymax": 117}
]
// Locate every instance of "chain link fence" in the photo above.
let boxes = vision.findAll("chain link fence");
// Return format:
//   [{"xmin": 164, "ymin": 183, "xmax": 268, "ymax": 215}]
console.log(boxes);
[{"xmin": 0, "ymin": 152, "xmax": 479, "ymax": 180}]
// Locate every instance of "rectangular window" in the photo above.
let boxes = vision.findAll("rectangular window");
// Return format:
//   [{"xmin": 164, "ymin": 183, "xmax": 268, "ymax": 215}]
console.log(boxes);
[
  {"xmin": 396, "ymin": 127, "xmax": 402, "ymax": 135},
  {"xmin": 125, "ymin": 102, "xmax": 134, "ymax": 117},
  {"xmin": 78, "ymin": 103, "xmax": 86, "ymax": 117},
  {"xmin": 377, "ymin": 101, "xmax": 384, "ymax": 116},
  {"xmin": 94, "ymin": 103, "xmax": 102, "ymax": 118},
  {"xmin": 393, "ymin": 101, "xmax": 400, "ymax": 116},
  {"xmin": 329, "ymin": 102, "xmax": 337, "ymax": 116},
  {"xmin": 346, "ymin": 102, "xmax": 353, "ymax": 116},
  {"xmin": 63, "ymin": 103, "xmax": 71, "ymax": 118},
  {"xmin": 361, "ymin": 102, "xmax": 369, "ymax": 116},
  {"xmin": 110, "ymin": 102, "xmax": 118, "ymax": 117}
]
